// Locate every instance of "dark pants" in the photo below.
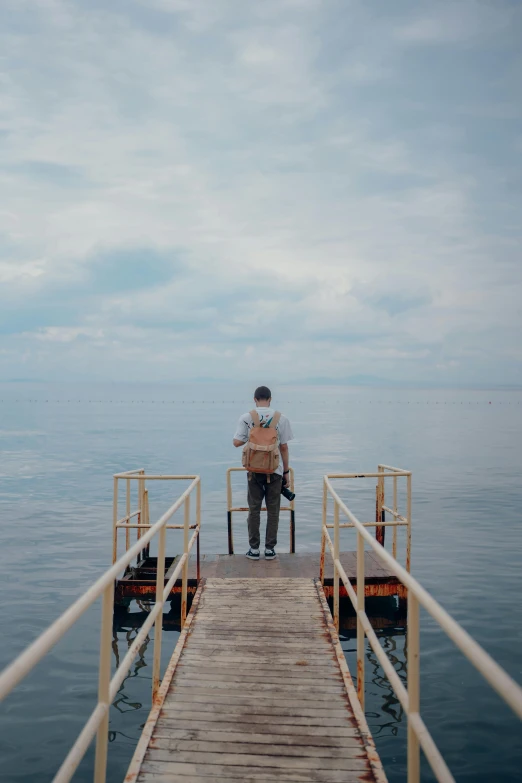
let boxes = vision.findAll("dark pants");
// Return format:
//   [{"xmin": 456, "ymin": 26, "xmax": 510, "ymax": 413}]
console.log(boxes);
[{"xmin": 247, "ymin": 472, "xmax": 283, "ymax": 550}]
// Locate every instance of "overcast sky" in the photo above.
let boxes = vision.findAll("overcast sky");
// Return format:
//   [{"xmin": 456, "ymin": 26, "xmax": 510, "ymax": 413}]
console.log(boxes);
[{"xmin": 1, "ymin": 0, "xmax": 521, "ymax": 387}]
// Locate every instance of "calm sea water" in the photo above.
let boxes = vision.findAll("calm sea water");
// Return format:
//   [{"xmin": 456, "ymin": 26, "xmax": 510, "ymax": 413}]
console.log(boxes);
[{"xmin": 0, "ymin": 382, "xmax": 521, "ymax": 782}]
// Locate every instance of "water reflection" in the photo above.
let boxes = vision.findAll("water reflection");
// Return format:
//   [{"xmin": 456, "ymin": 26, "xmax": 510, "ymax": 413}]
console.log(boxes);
[
  {"xmin": 364, "ymin": 633, "xmax": 406, "ymax": 738},
  {"xmin": 338, "ymin": 596, "xmax": 408, "ymax": 743},
  {"xmin": 113, "ymin": 598, "xmax": 186, "ymax": 634},
  {"xmin": 111, "ymin": 628, "xmax": 150, "ymax": 716},
  {"xmin": 110, "ymin": 598, "xmax": 185, "ymax": 731}
]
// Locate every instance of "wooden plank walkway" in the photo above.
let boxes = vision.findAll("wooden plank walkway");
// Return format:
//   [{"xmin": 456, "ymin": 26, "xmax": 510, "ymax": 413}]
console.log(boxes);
[{"xmin": 126, "ymin": 578, "xmax": 387, "ymax": 783}]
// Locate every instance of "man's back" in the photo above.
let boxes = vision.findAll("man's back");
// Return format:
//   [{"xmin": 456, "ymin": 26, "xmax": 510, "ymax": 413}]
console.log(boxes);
[
  {"xmin": 234, "ymin": 407, "xmax": 293, "ymax": 477},
  {"xmin": 232, "ymin": 386, "xmax": 294, "ymax": 560}
]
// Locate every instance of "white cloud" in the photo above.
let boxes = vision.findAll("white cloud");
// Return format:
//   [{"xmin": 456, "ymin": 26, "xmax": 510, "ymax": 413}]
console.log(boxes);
[{"xmin": 0, "ymin": 0, "xmax": 521, "ymax": 385}]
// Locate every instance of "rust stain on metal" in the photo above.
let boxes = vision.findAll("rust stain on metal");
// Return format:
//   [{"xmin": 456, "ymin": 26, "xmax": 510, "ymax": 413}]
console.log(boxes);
[
  {"xmin": 359, "ymin": 772, "xmax": 379, "ymax": 782},
  {"xmin": 322, "ymin": 581, "xmax": 406, "ymax": 599},
  {"xmin": 295, "ymin": 660, "xmax": 308, "ymax": 666},
  {"xmin": 357, "ymin": 657, "xmax": 364, "ymax": 704},
  {"xmin": 115, "ymin": 582, "xmax": 197, "ymax": 600}
]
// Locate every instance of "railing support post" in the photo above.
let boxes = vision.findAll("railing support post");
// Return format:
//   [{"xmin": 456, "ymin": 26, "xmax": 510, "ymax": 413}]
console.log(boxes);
[
  {"xmin": 226, "ymin": 470, "xmax": 234, "ymax": 555},
  {"xmin": 125, "ymin": 478, "xmax": 131, "ymax": 554},
  {"xmin": 143, "ymin": 488, "xmax": 150, "ymax": 560},
  {"xmin": 93, "ymin": 583, "xmax": 114, "ymax": 783},
  {"xmin": 320, "ymin": 480, "xmax": 327, "ymax": 585},
  {"xmin": 393, "ymin": 474, "xmax": 398, "ymax": 560},
  {"xmin": 196, "ymin": 480, "xmax": 201, "ymax": 582},
  {"xmin": 152, "ymin": 525, "xmax": 166, "ymax": 699},
  {"xmin": 290, "ymin": 467, "xmax": 296, "ymax": 553},
  {"xmin": 182, "ymin": 496, "xmax": 190, "ymax": 627},
  {"xmin": 333, "ymin": 501, "xmax": 340, "ymax": 632},
  {"xmin": 357, "ymin": 529, "xmax": 365, "ymax": 710},
  {"xmin": 137, "ymin": 474, "xmax": 146, "ymax": 563},
  {"xmin": 376, "ymin": 470, "xmax": 385, "ymax": 546},
  {"xmin": 407, "ymin": 593, "xmax": 420, "ymax": 783},
  {"xmin": 406, "ymin": 473, "xmax": 412, "ymax": 573},
  {"xmin": 112, "ymin": 477, "xmax": 118, "ymax": 565}
]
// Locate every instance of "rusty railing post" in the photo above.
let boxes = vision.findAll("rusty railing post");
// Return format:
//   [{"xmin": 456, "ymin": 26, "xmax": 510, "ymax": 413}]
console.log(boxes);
[
  {"xmin": 406, "ymin": 473, "xmax": 412, "ymax": 573},
  {"xmin": 357, "ymin": 528, "xmax": 365, "ymax": 710},
  {"xmin": 393, "ymin": 473, "xmax": 398, "ymax": 560},
  {"xmin": 181, "ymin": 495, "xmax": 190, "ymax": 627},
  {"xmin": 226, "ymin": 469, "xmax": 234, "ymax": 555},
  {"xmin": 125, "ymin": 478, "xmax": 131, "ymax": 554},
  {"xmin": 333, "ymin": 501, "xmax": 340, "ymax": 632},
  {"xmin": 144, "ymin": 488, "xmax": 150, "ymax": 560},
  {"xmin": 320, "ymin": 479, "xmax": 327, "ymax": 585},
  {"xmin": 376, "ymin": 468, "xmax": 385, "ymax": 546},
  {"xmin": 137, "ymin": 471, "xmax": 145, "ymax": 564},
  {"xmin": 112, "ymin": 477, "xmax": 118, "ymax": 565},
  {"xmin": 152, "ymin": 525, "xmax": 166, "ymax": 699},
  {"xmin": 289, "ymin": 467, "xmax": 296, "ymax": 553},
  {"xmin": 407, "ymin": 592, "xmax": 420, "ymax": 783},
  {"xmin": 196, "ymin": 479, "xmax": 201, "ymax": 582}
]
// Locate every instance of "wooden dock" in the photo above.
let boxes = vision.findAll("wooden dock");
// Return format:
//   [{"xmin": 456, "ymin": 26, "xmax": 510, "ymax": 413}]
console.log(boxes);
[{"xmin": 126, "ymin": 578, "xmax": 387, "ymax": 783}]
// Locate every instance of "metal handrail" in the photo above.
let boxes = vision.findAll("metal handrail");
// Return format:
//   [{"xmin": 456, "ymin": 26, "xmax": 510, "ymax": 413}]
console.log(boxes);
[
  {"xmin": 321, "ymin": 468, "xmax": 522, "ymax": 783},
  {"xmin": 226, "ymin": 466, "xmax": 296, "ymax": 554},
  {"xmin": 320, "ymin": 467, "xmax": 411, "ymax": 586},
  {"xmin": 0, "ymin": 473, "xmax": 201, "ymax": 783}
]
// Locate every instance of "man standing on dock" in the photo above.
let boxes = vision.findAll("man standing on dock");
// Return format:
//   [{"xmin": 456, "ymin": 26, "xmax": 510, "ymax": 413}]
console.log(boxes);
[{"xmin": 233, "ymin": 386, "xmax": 294, "ymax": 561}]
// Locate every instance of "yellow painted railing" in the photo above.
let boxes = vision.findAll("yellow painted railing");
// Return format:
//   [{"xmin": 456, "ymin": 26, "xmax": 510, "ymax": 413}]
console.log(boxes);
[
  {"xmin": 226, "ymin": 466, "xmax": 296, "ymax": 553},
  {"xmin": 321, "ymin": 465, "xmax": 522, "ymax": 783},
  {"xmin": 320, "ymin": 465, "xmax": 412, "ymax": 590},
  {"xmin": 0, "ymin": 472, "xmax": 201, "ymax": 783}
]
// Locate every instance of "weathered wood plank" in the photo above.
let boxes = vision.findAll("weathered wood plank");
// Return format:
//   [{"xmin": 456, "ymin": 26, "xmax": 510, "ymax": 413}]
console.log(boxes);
[
  {"xmin": 159, "ymin": 706, "xmax": 357, "ymax": 724},
  {"xmin": 187, "ymin": 632, "xmax": 330, "ymax": 642},
  {"xmin": 150, "ymin": 730, "xmax": 363, "ymax": 749},
  {"xmin": 139, "ymin": 759, "xmax": 370, "ymax": 782},
  {"xmin": 193, "ymin": 618, "xmax": 324, "ymax": 625},
  {"xmin": 138, "ymin": 776, "xmax": 361, "ymax": 783},
  {"xmin": 196, "ymin": 608, "xmax": 323, "ymax": 615},
  {"xmin": 180, "ymin": 650, "xmax": 332, "ymax": 661},
  {"xmin": 154, "ymin": 720, "xmax": 361, "ymax": 738},
  {"xmin": 149, "ymin": 736, "xmax": 364, "ymax": 757},
  {"xmin": 165, "ymin": 690, "xmax": 351, "ymax": 707},
  {"xmin": 188, "ymin": 629, "xmax": 330, "ymax": 636},
  {"xmin": 177, "ymin": 659, "xmax": 340, "ymax": 673},
  {"xmin": 184, "ymin": 639, "xmax": 333, "ymax": 650},
  {"xmin": 189, "ymin": 623, "xmax": 324, "ymax": 631},
  {"xmin": 175, "ymin": 668, "xmax": 343, "ymax": 684},
  {"xmin": 145, "ymin": 748, "xmax": 369, "ymax": 771},
  {"xmin": 172, "ymin": 679, "xmax": 345, "ymax": 695},
  {"xmin": 161, "ymin": 700, "xmax": 355, "ymax": 720}
]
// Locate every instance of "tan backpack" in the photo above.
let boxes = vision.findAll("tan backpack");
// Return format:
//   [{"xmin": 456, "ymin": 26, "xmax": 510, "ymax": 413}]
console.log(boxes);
[{"xmin": 242, "ymin": 410, "xmax": 281, "ymax": 477}]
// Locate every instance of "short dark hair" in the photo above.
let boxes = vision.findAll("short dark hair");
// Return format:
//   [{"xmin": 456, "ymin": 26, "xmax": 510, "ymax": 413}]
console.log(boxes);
[{"xmin": 254, "ymin": 385, "xmax": 271, "ymax": 401}]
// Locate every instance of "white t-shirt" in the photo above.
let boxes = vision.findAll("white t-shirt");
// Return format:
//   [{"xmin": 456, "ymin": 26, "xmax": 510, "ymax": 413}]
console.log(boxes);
[{"xmin": 233, "ymin": 407, "xmax": 294, "ymax": 477}]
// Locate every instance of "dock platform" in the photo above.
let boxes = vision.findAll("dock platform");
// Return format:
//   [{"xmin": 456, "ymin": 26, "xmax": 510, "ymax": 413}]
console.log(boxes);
[
  {"xmin": 116, "ymin": 552, "xmax": 406, "ymax": 603},
  {"xmin": 126, "ymin": 577, "xmax": 386, "ymax": 783}
]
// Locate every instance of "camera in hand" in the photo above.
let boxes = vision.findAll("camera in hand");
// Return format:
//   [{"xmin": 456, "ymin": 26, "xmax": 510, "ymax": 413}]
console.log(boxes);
[
  {"xmin": 281, "ymin": 485, "xmax": 295, "ymax": 502},
  {"xmin": 281, "ymin": 480, "xmax": 296, "ymax": 502}
]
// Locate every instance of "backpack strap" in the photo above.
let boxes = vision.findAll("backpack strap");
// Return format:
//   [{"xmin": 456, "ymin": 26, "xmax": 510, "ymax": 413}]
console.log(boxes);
[
  {"xmin": 250, "ymin": 410, "xmax": 261, "ymax": 427},
  {"xmin": 270, "ymin": 411, "xmax": 281, "ymax": 429}
]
